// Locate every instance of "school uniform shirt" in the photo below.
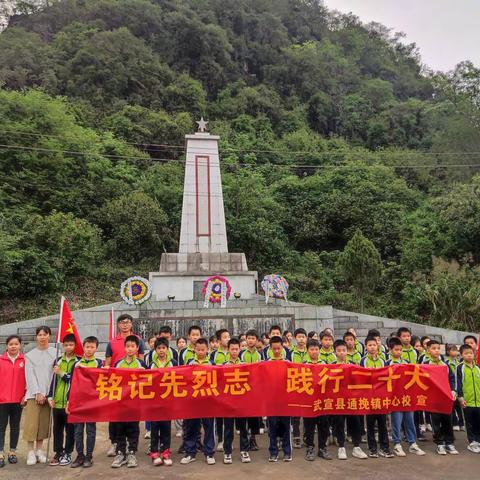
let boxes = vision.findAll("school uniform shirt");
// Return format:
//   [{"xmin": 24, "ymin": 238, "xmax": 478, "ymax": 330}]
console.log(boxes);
[
  {"xmin": 149, "ymin": 355, "xmax": 177, "ymax": 369},
  {"xmin": 145, "ymin": 347, "xmax": 178, "ymax": 367},
  {"xmin": 355, "ymin": 340, "xmax": 365, "ymax": 356},
  {"xmin": 209, "ymin": 348, "xmax": 229, "ymax": 365},
  {"xmin": 304, "ymin": 358, "xmax": 325, "ymax": 365},
  {"xmin": 67, "ymin": 356, "xmax": 103, "ymax": 402},
  {"xmin": 0, "ymin": 352, "xmax": 26, "ymax": 404},
  {"xmin": 115, "ymin": 357, "xmax": 147, "ymax": 369},
  {"xmin": 290, "ymin": 346, "xmax": 308, "ymax": 363},
  {"xmin": 106, "ymin": 334, "xmax": 145, "ymax": 366},
  {"xmin": 319, "ymin": 348, "xmax": 336, "ymax": 364},
  {"xmin": 263, "ymin": 345, "xmax": 291, "ymax": 361},
  {"xmin": 379, "ymin": 344, "xmax": 389, "ymax": 361},
  {"xmin": 331, "ymin": 360, "xmax": 355, "ymax": 365},
  {"xmin": 264, "ymin": 346, "xmax": 291, "ymax": 361},
  {"xmin": 223, "ymin": 358, "xmax": 243, "ymax": 365},
  {"xmin": 186, "ymin": 355, "xmax": 212, "ymax": 366},
  {"xmin": 48, "ymin": 353, "xmax": 80, "ymax": 409},
  {"xmin": 386, "ymin": 357, "xmax": 407, "ymax": 366},
  {"xmin": 401, "ymin": 345, "xmax": 419, "ymax": 364},
  {"xmin": 240, "ymin": 348, "xmax": 263, "ymax": 363},
  {"xmin": 359, "ymin": 354, "xmax": 387, "ymax": 368},
  {"xmin": 179, "ymin": 345, "xmax": 196, "ymax": 365},
  {"xmin": 456, "ymin": 362, "xmax": 480, "ymax": 408},
  {"xmin": 347, "ymin": 350, "xmax": 362, "ymax": 365}
]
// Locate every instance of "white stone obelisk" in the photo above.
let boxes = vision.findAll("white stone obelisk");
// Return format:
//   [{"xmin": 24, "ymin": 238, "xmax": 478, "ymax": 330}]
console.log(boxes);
[{"xmin": 179, "ymin": 118, "xmax": 228, "ymax": 253}]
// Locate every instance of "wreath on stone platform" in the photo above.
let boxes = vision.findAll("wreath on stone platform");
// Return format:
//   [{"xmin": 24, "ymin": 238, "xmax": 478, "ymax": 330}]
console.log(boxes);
[
  {"xmin": 202, "ymin": 275, "xmax": 231, "ymax": 305},
  {"xmin": 120, "ymin": 276, "xmax": 152, "ymax": 305},
  {"xmin": 261, "ymin": 274, "xmax": 289, "ymax": 301}
]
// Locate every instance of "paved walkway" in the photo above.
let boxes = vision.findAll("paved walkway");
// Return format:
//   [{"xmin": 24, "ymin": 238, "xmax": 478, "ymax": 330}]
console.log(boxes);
[{"xmin": 3, "ymin": 422, "xmax": 478, "ymax": 479}]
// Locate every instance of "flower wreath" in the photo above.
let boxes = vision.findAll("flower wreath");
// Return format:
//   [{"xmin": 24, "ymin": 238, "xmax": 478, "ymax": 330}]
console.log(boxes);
[
  {"xmin": 202, "ymin": 275, "xmax": 232, "ymax": 304},
  {"xmin": 120, "ymin": 276, "xmax": 152, "ymax": 305},
  {"xmin": 261, "ymin": 274, "xmax": 289, "ymax": 299}
]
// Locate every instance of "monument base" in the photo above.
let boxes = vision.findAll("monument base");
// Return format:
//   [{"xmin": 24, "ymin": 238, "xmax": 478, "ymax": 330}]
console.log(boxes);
[{"xmin": 150, "ymin": 253, "xmax": 258, "ymax": 301}]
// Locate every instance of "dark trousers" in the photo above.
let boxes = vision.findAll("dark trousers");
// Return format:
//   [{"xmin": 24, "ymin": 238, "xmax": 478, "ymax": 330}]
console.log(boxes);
[
  {"xmin": 52, "ymin": 408, "xmax": 75, "ymax": 455},
  {"xmin": 304, "ymin": 416, "xmax": 329, "ymax": 450},
  {"xmin": 0, "ymin": 403, "xmax": 22, "ymax": 452},
  {"xmin": 74, "ymin": 423, "xmax": 96, "ymax": 457},
  {"xmin": 334, "ymin": 415, "xmax": 362, "ymax": 447},
  {"xmin": 150, "ymin": 420, "xmax": 171, "ymax": 453},
  {"xmin": 292, "ymin": 416, "xmax": 301, "ymax": 438},
  {"xmin": 114, "ymin": 421, "xmax": 140, "ymax": 454},
  {"xmin": 452, "ymin": 399, "xmax": 465, "ymax": 427},
  {"xmin": 184, "ymin": 418, "xmax": 215, "ymax": 457},
  {"xmin": 430, "ymin": 412, "xmax": 454, "ymax": 445},
  {"xmin": 108, "ymin": 422, "xmax": 115, "ymax": 443},
  {"xmin": 268, "ymin": 417, "xmax": 291, "ymax": 456},
  {"xmin": 215, "ymin": 417, "xmax": 224, "ymax": 443},
  {"xmin": 224, "ymin": 418, "xmax": 249, "ymax": 455},
  {"xmin": 464, "ymin": 407, "xmax": 480, "ymax": 443},
  {"xmin": 366, "ymin": 414, "xmax": 389, "ymax": 452},
  {"xmin": 248, "ymin": 417, "xmax": 260, "ymax": 435}
]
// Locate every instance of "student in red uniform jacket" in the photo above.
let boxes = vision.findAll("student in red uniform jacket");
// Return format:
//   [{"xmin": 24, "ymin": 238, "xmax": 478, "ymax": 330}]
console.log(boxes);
[{"xmin": 0, "ymin": 335, "xmax": 26, "ymax": 468}]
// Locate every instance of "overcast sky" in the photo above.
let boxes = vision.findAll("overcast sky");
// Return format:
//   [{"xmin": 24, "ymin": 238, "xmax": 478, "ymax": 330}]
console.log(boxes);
[{"xmin": 325, "ymin": 0, "xmax": 480, "ymax": 72}]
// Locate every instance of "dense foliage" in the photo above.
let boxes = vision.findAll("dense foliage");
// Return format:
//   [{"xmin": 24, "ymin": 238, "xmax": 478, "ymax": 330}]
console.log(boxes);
[{"xmin": 0, "ymin": 0, "xmax": 479, "ymax": 330}]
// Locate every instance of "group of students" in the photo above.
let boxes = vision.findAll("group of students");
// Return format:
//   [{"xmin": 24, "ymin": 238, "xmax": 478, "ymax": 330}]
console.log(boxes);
[{"xmin": 0, "ymin": 314, "xmax": 479, "ymax": 470}]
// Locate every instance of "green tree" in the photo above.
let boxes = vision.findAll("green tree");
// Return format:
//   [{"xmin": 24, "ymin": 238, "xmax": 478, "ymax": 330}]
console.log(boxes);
[{"xmin": 337, "ymin": 230, "xmax": 383, "ymax": 311}]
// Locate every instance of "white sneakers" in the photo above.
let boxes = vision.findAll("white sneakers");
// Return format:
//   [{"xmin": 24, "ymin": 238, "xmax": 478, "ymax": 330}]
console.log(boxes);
[
  {"xmin": 206, "ymin": 456, "xmax": 216, "ymax": 465},
  {"xmin": 338, "ymin": 447, "xmax": 347, "ymax": 460},
  {"xmin": 36, "ymin": 450, "xmax": 47, "ymax": 464},
  {"xmin": 107, "ymin": 443, "xmax": 117, "ymax": 457},
  {"xmin": 180, "ymin": 455, "xmax": 196, "ymax": 465},
  {"xmin": 409, "ymin": 443, "xmax": 426, "ymax": 456},
  {"xmin": 26, "ymin": 450, "xmax": 37, "ymax": 466},
  {"xmin": 352, "ymin": 446, "xmax": 368, "ymax": 459},
  {"xmin": 437, "ymin": 445, "xmax": 447, "ymax": 455},
  {"xmin": 216, "ymin": 442, "xmax": 224, "ymax": 452},
  {"xmin": 446, "ymin": 444, "xmax": 459, "ymax": 455},
  {"xmin": 467, "ymin": 442, "xmax": 480, "ymax": 453},
  {"xmin": 240, "ymin": 451, "xmax": 251, "ymax": 463},
  {"xmin": 223, "ymin": 454, "xmax": 232, "ymax": 464},
  {"xmin": 393, "ymin": 444, "xmax": 406, "ymax": 457}
]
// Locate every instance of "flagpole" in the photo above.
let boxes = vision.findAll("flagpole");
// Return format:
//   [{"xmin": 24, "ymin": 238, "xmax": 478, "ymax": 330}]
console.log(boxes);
[{"xmin": 46, "ymin": 296, "xmax": 64, "ymax": 464}]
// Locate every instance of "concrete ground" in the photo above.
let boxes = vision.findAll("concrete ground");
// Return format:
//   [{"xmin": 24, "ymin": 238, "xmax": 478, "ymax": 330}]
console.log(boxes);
[{"xmin": 1, "ymin": 422, "xmax": 478, "ymax": 480}]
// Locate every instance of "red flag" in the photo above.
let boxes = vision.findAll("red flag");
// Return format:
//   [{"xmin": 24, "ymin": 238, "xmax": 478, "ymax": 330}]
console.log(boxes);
[
  {"xmin": 109, "ymin": 307, "xmax": 116, "ymax": 341},
  {"xmin": 477, "ymin": 335, "xmax": 480, "ymax": 365},
  {"xmin": 57, "ymin": 296, "xmax": 84, "ymax": 356}
]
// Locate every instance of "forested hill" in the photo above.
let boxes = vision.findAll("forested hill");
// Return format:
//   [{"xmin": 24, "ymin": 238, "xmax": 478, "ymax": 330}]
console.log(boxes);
[{"xmin": 0, "ymin": 0, "xmax": 479, "ymax": 329}]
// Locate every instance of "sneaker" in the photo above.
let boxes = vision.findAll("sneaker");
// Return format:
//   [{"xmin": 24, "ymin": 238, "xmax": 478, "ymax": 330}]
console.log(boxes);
[
  {"xmin": 293, "ymin": 437, "xmax": 302, "ymax": 449},
  {"xmin": 393, "ymin": 444, "xmax": 406, "ymax": 457},
  {"xmin": 369, "ymin": 449, "xmax": 379, "ymax": 458},
  {"xmin": 7, "ymin": 453, "xmax": 17, "ymax": 464},
  {"xmin": 338, "ymin": 447, "xmax": 347, "ymax": 460},
  {"xmin": 206, "ymin": 455, "xmax": 216, "ymax": 465},
  {"xmin": 453, "ymin": 426, "xmax": 460, "ymax": 432},
  {"xmin": 145, "ymin": 430, "xmax": 151, "ymax": 439},
  {"xmin": 111, "ymin": 454, "xmax": 127, "ymax": 468},
  {"xmin": 49, "ymin": 453, "xmax": 61, "ymax": 466},
  {"xmin": 126, "ymin": 452, "xmax": 138, "ymax": 468},
  {"xmin": 26, "ymin": 450, "xmax": 37, "ymax": 466},
  {"xmin": 223, "ymin": 453, "xmax": 232, "ymax": 464},
  {"xmin": 107, "ymin": 444, "xmax": 117, "ymax": 457},
  {"xmin": 240, "ymin": 451, "xmax": 251, "ymax": 463},
  {"xmin": 176, "ymin": 430, "xmax": 183, "ymax": 438},
  {"xmin": 259, "ymin": 428, "xmax": 265, "ymax": 435},
  {"xmin": 467, "ymin": 442, "xmax": 480, "ymax": 454},
  {"xmin": 352, "ymin": 446, "xmax": 368, "ymax": 459},
  {"xmin": 318, "ymin": 448, "xmax": 332, "ymax": 460},
  {"xmin": 436, "ymin": 445, "xmax": 447, "ymax": 455},
  {"xmin": 426, "ymin": 424, "xmax": 433, "ymax": 432},
  {"xmin": 59, "ymin": 453, "xmax": 72, "ymax": 466},
  {"xmin": 268, "ymin": 454, "xmax": 278, "ymax": 462},
  {"xmin": 283, "ymin": 454, "xmax": 293, "ymax": 462},
  {"xmin": 250, "ymin": 437, "xmax": 259, "ymax": 451},
  {"xmin": 305, "ymin": 446, "xmax": 316, "ymax": 461},
  {"xmin": 151, "ymin": 452, "xmax": 163, "ymax": 466},
  {"xmin": 409, "ymin": 443, "xmax": 426, "ymax": 456},
  {"xmin": 446, "ymin": 444, "xmax": 459, "ymax": 455},
  {"xmin": 420, "ymin": 424, "xmax": 427, "ymax": 433},
  {"xmin": 180, "ymin": 455, "xmax": 196, "ymax": 465},
  {"xmin": 379, "ymin": 449, "xmax": 394, "ymax": 458},
  {"xmin": 36, "ymin": 450, "xmax": 47, "ymax": 464},
  {"xmin": 70, "ymin": 455, "xmax": 85, "ymax": 468},
  {"xmin": 216, "ymin": 442, "xmax": 224, "ymax": 452},
  {"xmin": 460, "ymin": 426, "xmax": 466, "ymax": 431},
  {"xmin": 162, "ymin": 449, "xmax": 173, "ymax": 466},
  {"xmin": 83, "ymin": 456, "xmax": 93, "ymax": 468}
]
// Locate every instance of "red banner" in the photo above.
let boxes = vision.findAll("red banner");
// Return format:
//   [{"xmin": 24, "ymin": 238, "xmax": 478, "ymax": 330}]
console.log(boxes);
[{"xmin": 68, "ymin": 362, "xmax": 453, "ymax": 423}]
